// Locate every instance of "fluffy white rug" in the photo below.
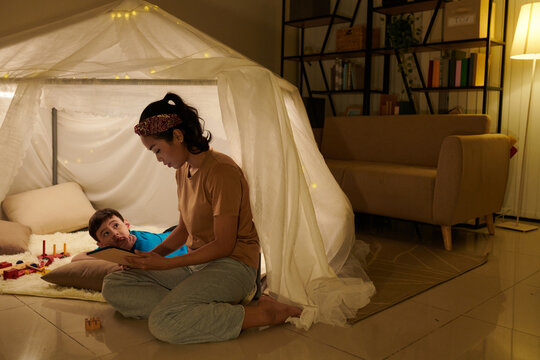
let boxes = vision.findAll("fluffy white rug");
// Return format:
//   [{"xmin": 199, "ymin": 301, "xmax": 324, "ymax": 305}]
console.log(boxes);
[{"xmin": 0, "ymin": 226, "xmax": 163, "ymax": 302}]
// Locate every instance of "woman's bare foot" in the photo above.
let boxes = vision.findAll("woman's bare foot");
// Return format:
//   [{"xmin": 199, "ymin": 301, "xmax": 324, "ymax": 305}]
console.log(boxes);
[{"xmin": 242, "ymin": 295, "xmax": 302, "ymax": 329}]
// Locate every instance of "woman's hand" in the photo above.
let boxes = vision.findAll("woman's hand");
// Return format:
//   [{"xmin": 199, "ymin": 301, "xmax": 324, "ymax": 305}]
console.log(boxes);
[{"xmin": 125, "ymin": 250, "xmax": 172, "ymax": 270}]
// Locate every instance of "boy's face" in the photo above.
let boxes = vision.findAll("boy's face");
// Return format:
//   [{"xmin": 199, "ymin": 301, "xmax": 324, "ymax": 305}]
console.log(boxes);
[{"xmin": 95, "ymin": 215, "xmax": 136, "ymax": 250}]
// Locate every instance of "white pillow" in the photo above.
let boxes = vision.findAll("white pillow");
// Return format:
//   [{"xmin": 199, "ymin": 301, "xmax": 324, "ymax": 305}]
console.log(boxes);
[{"xmin": 2, "ymin": 182, "xmax": 95, "ymax": 234}]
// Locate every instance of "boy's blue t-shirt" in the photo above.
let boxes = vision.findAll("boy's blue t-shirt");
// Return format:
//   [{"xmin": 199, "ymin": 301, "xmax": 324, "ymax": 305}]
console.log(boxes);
[{"xmin": 130, "ymin": 230, "xmax": 188, "ymax": 257}]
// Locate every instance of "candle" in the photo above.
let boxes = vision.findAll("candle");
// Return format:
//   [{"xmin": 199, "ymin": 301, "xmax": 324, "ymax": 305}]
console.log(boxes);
[
  {"xmin": 63, "ymin": 243, "xmax": 67, "ymax": 254},
  {"xmin": 53, "ymin": 244, "xmax": 56, "ymax": 256},
  {"xmin": 42, "ymin": 240, "xmax": 45, "ymax": 255}
]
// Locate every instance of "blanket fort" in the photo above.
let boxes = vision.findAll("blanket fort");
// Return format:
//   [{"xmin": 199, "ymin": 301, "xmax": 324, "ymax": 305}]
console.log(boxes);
[{"xmin": 0, "ymin": 0, "xmax": 375, "ymax": 328}]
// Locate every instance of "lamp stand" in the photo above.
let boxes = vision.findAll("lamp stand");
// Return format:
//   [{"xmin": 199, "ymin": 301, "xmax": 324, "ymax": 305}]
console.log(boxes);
[{"xmin": 497, "ymin": 57, "xmax": 539, "ymax": 232}]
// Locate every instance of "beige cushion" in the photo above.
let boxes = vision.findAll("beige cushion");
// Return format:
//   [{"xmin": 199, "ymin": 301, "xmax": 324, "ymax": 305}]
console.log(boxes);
[
  {"xmin": 2, "ymin": 182, "xmax": 95, "ymax": 234},
  {"xmin": 327, "ymin": 160, "xmax": 437, "ymax": 223},
  {"xmin": 0, "ymin": 220, "xmax": 31, "ymax": 254},
  {"xmin": 41, "ymin": 260, "xmax": 121, "ymax": 291}
]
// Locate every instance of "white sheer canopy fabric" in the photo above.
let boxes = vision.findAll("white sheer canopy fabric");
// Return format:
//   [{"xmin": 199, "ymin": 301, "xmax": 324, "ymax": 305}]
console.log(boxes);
[{"xmin": 0, "ymin": 0, "xmax": 374, "ymax": 328}]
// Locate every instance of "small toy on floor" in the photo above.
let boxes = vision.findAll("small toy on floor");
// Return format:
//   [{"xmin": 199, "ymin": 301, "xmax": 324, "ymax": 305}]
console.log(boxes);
[
  {"xmin": 1, "ymin": 260, "xmax": 52, "ymax": 280},
  {"xmin": 38, "ymin": 240, "xmax": 71, "ymax": 261},
  {"xmin": 85, "ymin": 317, "xmax": 101, "ymax": 330},
  {"xmin": 1, "ymin": 240, "xmax": 68, "ymax": 280},
  {"xmin": 2, "ymin": 268, "xmax": 26, "ymax": 280}
]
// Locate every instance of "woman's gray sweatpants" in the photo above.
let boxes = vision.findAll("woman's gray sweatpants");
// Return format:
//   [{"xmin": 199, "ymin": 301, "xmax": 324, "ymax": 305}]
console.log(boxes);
[{"xmin": 102, "ymin": 257, "xmax": 257, "ymax": 344}]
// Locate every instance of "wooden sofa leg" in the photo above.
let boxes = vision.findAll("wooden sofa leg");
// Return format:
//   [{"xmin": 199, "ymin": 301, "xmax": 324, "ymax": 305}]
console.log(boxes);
[
  {"xmin": 441, "ymin": 225, "xmax": 452, "ymax": 251},
  {"xmin": 485, "ymin": 214, "xmax": 495, "ymax": 235}
]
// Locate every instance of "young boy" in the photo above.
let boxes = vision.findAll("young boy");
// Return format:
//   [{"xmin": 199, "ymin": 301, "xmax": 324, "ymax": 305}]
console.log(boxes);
[{"xmin": 74, "ymin": 208, "xmax": 187, "ymax": 261}]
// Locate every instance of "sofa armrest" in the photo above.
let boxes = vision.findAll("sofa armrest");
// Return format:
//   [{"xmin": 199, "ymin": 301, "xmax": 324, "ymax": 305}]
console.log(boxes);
[{"xmin": 433, "ymin": 134, "xmax": 510, "ymax": 225}]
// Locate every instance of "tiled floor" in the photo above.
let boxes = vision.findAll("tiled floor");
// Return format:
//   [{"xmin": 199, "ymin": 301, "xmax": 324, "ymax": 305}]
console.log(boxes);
[{"xmin": 1, "ymin": 217, "xmax": 539, "ymax": 359}]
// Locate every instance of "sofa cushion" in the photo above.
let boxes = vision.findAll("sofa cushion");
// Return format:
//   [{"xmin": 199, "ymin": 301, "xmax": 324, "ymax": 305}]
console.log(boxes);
[
  {"xmin": 321, "ymin": 115, "xmax": 490, "ymax": 167},
  {"xmin": 327, "ymin": 160, "xmax": 437, "ymax": 222}
]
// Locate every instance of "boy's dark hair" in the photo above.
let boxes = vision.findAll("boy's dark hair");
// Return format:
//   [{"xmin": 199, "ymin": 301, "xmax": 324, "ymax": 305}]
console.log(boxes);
[{"xmin": 88, "ymin": 208, "xmax": 124, "ymax": 241}]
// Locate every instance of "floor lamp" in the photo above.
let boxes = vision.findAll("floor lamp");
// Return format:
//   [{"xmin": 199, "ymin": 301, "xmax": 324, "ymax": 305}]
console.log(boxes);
[{"xmin": 498, "ymin": 2, "xmax": 540, "ymax": 232}]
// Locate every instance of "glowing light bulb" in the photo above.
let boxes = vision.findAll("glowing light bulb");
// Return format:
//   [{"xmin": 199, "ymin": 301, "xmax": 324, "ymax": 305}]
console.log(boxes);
[
  {"xmin": 124, "ymin": 13, "xmax": 129, "ymax": 19},
  {"xmin": 76, "ymin": 158, "xmax": 82, "ymax": 163},
  {"xmin": 150, "ymin": 69, "xmax": 156, "ymax": 74},
  {"xmin": 311, "ymin": 183, "xmax": 318, "ymax": 189},
  {"xmin": 111, "ymin": 13, "xmax": 116, "ymax": 18},
  {"xmin": 204, "ymin": 52, "xmax": 210, "ymax": 58},
  {"xmin": 117, "ymin": 12, "xmax": 122, "ymax": 17},
  {"xmin": 144, "ymin": 6, "xmax": 149, "ymax": 11},
  {"xmin": 132, "ymin": 11, "xmax": 137, "ymax": 15},
  {"xmin": 115, "ymin": 75, "xmax": 120, "ymax": 79},
  {"xmin": 3, "ymin": 73, "xmax": 8, "ymax": 78},
  {"xmin": 124, "ymin": 74, "xmax": 130, "ymax": 79}
]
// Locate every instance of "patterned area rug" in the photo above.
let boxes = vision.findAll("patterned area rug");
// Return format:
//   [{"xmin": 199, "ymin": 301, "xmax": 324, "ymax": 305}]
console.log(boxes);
[{"xmin": 347, "ymin": 217, "xmax": 490, "ymax": 323}]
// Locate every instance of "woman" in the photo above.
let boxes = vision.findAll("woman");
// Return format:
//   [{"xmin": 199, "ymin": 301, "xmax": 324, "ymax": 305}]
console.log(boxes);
[{"xmin": 102, "ymin": 93, "xmax": 302, "ymax": 344}]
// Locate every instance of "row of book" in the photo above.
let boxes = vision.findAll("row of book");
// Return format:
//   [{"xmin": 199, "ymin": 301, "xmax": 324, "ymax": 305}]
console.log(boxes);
[
  {"xmin": 330, "ymin": 59, "xmax": 364, "ymax": 91},
  {"xmin": 427, "ymin": 51, "xmax": 486, "ymax": 88}
]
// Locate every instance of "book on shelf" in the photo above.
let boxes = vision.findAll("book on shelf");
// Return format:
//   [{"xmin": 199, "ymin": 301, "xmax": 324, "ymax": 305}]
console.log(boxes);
[
  {"xmin": 460, "ymin": 57, "xmax": 469, "ymax": 88},
  {"xmin": 432, "ymin": 59, "xmax": 441, "ymax": 88},
  {"xmin": 331, "ymin": 59, "xmax": 343, "ymax": 90},
  {"xmin": 427, "ymin": 60, "xmax": 434, "ymax": 88},
  {"xmin": 472, "ymin": 52, "xmax": 486, "ymax": 86},
  {"xmin": 468, "ymin": 53, "xmax": 476, "ymax": 87},
  {"xmin": 449, "ymin": 58, "xmax": 456, "ymax": 87},
  {"xmin": 343, "ymin": 61, "xmax": 349, "ymax": 89},
  {"xmin": 455, "ymin": 59, "xmax": 462, "ymax": 87},
  {"xmin": 440, "ymin": 58, "xmax": 450, "ymax": 88},
  {"xmin": 331, "ymin": 59, "xmax": 363, "ymax": 90}
]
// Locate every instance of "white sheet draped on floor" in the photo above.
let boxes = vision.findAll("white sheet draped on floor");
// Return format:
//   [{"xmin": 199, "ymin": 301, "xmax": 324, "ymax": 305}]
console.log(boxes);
[{"xmin": 0, "ymin": 0, "xmax": 374, "ymax": 328}]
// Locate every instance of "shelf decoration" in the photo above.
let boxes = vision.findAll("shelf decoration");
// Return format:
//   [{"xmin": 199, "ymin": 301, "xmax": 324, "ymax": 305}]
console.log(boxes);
[
  {"xmin": 336, "ymin": 26, "xmax": 381, "ymax": 52},
  {"xmin": 443, "ymin": 0, "xmax": 495, "ymax": 42},
  {"xmin": 385, "ymin": 13, "xmax": 422, "ymax": 102}
]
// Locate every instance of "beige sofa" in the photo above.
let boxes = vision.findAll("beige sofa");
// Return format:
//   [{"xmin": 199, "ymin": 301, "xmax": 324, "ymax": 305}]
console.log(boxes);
[{"xmin": 320, "ymin": 114, "xmax": 511, "ymax": 250}]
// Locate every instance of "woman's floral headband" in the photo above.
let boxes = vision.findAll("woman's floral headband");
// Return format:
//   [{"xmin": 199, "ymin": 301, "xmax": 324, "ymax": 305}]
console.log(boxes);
[{"xmin": 134, "ymin": 114, "xmax": 182, "ymax": 136}]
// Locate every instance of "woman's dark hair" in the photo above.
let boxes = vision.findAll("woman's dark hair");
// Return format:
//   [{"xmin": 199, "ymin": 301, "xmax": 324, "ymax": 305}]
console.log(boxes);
[
  {"xmin": 88, "ymin": 208, "xmax": 124, "ymax": 241},
  {"xmin": 139, "ymin": 92, "xmax": 211, "ymax": 154}
]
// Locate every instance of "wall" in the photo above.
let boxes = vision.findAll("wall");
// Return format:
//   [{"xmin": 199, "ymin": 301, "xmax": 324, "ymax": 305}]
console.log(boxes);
[{"xmin": 0, "ymin": 0, "xmax": 283, "ymax": 74}]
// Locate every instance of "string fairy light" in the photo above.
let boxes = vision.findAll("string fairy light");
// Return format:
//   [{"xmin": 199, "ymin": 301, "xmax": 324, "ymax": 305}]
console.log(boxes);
[{"xmin": 110, "ymin": 10, "xmax": 138, "ymax": 19}]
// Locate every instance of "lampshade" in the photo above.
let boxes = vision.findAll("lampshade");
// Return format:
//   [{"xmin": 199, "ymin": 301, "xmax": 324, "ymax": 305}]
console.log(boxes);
[{"xmin": 511, "ymin": 2, "xmax": 540, "ymax": 59}]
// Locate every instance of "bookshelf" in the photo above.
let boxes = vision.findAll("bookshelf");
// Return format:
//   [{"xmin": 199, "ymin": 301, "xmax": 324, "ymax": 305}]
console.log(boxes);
[
  {"xmin": 373, "ymin": 0, "xmax": 508, "ymax": 129},
  {"xmin": 280, "ymin": 0, "xmax": 507, "ymax": 128},
  {"xmin": 280, "ymin": 0, "xmax": 385, "ymax": 116}
]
